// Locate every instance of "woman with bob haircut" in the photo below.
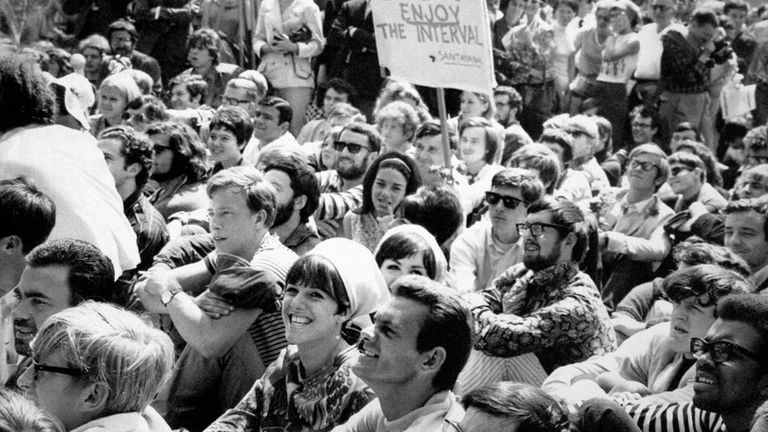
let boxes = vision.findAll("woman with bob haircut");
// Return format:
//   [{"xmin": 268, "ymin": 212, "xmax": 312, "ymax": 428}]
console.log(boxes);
[
  {"xmin": 205, "ymin": 238, "xmax": 389, "ymax": 431},
  {"xmin": 374, "ymin": 223, "xmax": 447, "ymax": 289},
  {"xmin": 89, "ymin": 72, "xmax": 142, "ymax": 137}
]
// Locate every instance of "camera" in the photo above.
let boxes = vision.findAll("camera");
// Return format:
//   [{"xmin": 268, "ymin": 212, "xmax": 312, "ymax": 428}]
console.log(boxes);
[{"xmin": 709, "ymin": 39, "xmax": 733, "ymax": 65}]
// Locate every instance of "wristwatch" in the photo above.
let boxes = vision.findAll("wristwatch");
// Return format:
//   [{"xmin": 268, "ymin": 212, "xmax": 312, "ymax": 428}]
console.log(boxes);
[{"xmin": 161, "ymin": 287, "xmax": 183, "ymax": 307}]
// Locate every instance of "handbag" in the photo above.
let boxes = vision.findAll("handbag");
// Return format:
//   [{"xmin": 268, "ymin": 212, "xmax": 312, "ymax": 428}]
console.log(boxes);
[{"xmin": 288, "ymin": 25, "xmax": 313, "ymax": 79}]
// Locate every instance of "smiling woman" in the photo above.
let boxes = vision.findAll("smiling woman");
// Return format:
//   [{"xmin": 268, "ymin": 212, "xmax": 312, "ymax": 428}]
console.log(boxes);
[{"xmin": 205, "ymin": 239, "xmax": 390, "ymax": 432}]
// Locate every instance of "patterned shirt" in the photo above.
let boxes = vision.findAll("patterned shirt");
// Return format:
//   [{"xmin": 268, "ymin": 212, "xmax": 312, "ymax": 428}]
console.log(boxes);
[
  {"xmin": 124, "ymin": 189, "xmax": 169, "ymax": 271},
  {"xmin": 467, "ymin": 262, "xmax": 617, "ymax": 372},
  {"xmin": 501, "ymin": 14, "xmax": 556, "ymax": 85},
  {"xmin": 205, "ymin": 345, "xmax": 373, "ymax": 432},
  {"xmin": 660, "ymin": 28, "xmax": 711, "ymax": 94}
]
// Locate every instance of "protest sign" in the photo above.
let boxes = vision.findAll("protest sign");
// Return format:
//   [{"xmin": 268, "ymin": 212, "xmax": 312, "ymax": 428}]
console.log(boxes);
[{"xmin": 370, "ymin": 0, "xmax": 496, "ymax": 94}]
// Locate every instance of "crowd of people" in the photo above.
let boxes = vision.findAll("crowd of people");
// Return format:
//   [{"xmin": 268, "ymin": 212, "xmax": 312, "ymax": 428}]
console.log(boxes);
[{"xmin": 1, "ymin": 0, "xmax": 768, "ymax": 431}]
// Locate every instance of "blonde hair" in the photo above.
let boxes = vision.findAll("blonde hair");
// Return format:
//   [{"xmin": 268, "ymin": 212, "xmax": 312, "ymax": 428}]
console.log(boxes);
[{"xmin": 32, "ymin": 302, "xmax": 174, "ymax": 416}]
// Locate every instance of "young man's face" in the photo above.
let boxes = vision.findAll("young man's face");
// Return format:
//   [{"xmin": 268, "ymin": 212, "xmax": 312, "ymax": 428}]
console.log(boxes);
[
  {"xmin": 13, "ymin": 265, "xmax": 73, "ymax": 356},
  {"xmin": 171, "ymin": 84, "xmax": 197, "ymax": 110},
  {"xmin": 668, "ymin": 293, "xmax": 717, "ymax": 353},
  {"xmin": 353, "ymin": 296, "xmax": 429, "ymax": 387},
  {"xmin": 521, "ymin": 210, "xmax": 568, "ymax": 271},
  {"xmin": 323, "ymin": 88, "xmax": 349, "ymax": 116},
  {"xmin": 82, "ymin": 47, "xmax": 102, "ymax": 73},
  {"xmin": 188, "ymin": 45, "xmax": 214, "ymax": 70},
  {"xmin": 97, "ymin": 137, "xmax": 133, "ymax": 190},
  {"xmin": 667, "ymin": 163, "xmax": 701, "ymax": 197},
  {"xmin": 222, "ymin": 86, "xmax": 257, "ymax": 117},
  {"xmin": 693, "ymin": 319, "xmax": 767, "ymax": 415},
  {"xmin": 252, "ymin": 105, "xmax": 286, "ymax": 143},
  {"xmin": 488, "ymin": 185, "xmax": 527, "ymax": 239},
  {"xmin": 263, "ymin": 169, "xmax": 297, "ymax": 228},
  {"xmin": 335, "ymin": 130, "xmax": 374, "ymax": 180},
  {"xmin": 735, "ymin": 172, "xmax": 768, "ymax": 200},
  {"xmin": 724, "ymin": 210, "xmax": 768, "ymax": 272},
  {"xmin": 109, "ymin": 30, "xmax": 134, "ymax": 57},
  {"xmin": 414, "ymin": 134, "xmax": 447, "ymax": 176},
  {"xmin": 631, "ymin": 114, "xmax": 657, "ymax": 145},
  {"xmin": 494, "ymin": 94, "xmax": 513, "ymax": 125},
  {"xmin": 726, "ymin": 8, "xmax": 746, "ymax": 31},
  {"xmin": 626, "ymin": 153, "xmax": 663, "ymax": 192},
  {"xmin": 148, "ymin": 134, "xmax": 175, "ymax": 177},
  {"xmin": 207, "ymin": 127, "xmax": 243, "ymax": 167},
  {"xmin": 208, "ymin": 187, "xmax": 262, "ymax": 258}
]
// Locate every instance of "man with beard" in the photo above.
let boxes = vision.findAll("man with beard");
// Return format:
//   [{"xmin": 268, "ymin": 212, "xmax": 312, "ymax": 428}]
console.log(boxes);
[
  {"xmin": 145, "ymin": 122, "xmax": 210, "ymax": 220},
  {"xmin": 314, "ymin": 122, "xmax": 381, "ymax": 239},
  {"xmin": 104, "ymin": 19, "xmax": 163, "ymax": 95},
  {"xmin": 8, "ymin": 239, "xmax": 115, "ymax": 388},
  {"xmin": 465, "ymin": 196, "xmax": 616, "ymax": 373}
]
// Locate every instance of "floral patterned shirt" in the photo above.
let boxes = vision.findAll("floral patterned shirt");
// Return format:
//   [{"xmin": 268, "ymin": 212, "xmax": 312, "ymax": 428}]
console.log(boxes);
[
  {"xmin": 466, "ymin": 262, "xmax": 616, "ymax": 373},
  {"xmin": 501, "ymin": 14, "xmax": 556, "ymax": 85}
]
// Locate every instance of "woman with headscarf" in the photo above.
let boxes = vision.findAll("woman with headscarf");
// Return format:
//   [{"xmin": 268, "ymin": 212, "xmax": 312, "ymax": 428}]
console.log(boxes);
[
  {"xmin": 204, "ymin": 238, "xmax": 389, "ymax": 432},
  {"xmin": 374, "ymin": 224, "xmax": 448, "ymax": 290}
]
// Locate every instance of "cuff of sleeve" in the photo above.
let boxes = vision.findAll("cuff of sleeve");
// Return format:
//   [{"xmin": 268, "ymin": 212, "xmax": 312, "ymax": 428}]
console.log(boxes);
[{"xmin": 253, "ymin": 40, "xmax": 266, "ymax": 58}]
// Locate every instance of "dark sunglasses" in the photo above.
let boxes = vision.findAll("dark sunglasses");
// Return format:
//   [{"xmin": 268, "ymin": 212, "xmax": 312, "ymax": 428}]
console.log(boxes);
[
  {"xmin": 485, "ymin": 191, "xmax": 523, "ymax": 209},
  {"xmin": 670, "ymin": 166, "xmax": 692, "ymax": 176},
  {"xmin": 690, "ymin": 337, "xmax": 762, "ymax": 363},
  {"xmin": 333, "ymin": 141, "xmax": 368, "ymax": 154},
  {"xmin": 33, "ymin": 362, "xmax": 83, "ymax": 380}
]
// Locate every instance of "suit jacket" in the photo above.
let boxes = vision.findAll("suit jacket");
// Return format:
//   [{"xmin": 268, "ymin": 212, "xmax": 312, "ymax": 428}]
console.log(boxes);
[
  {"xmin": 602, "ymin": 190, "xmax": 675, "ymax": 264},
  {"xmin": 327, "ymin": 0, "xmax": 382, "ymax": 99}
]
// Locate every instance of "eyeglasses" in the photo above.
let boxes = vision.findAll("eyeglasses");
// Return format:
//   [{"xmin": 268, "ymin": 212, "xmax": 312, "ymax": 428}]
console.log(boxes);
[
  {"xmin": 485, "ymin": 191, "xmax": 523, "ymax": 209},
  {"xmin": 333, "ymin": 141, "xmax": 368, "ymax": 154},
  {"xmin": 690, "ymin": 337, "xmax": 762, "ymax": 363},
  {"xmin": 670, "ymin": 166, "xmax": 692, "ymax": 176},
  {"xmin": 222, "ymin": 96, "xmax": 252, "ymax": 106},
  {"xmin": 628, "ymin": 159, "xmax": 659, "ymax": 172},
  {"xmin": 516, "ymin": 222, "xmax": 570, "ymax": 237},
  {"xmin": 33, "ymin": 362, "xmax": 83, "ymax": 380}
]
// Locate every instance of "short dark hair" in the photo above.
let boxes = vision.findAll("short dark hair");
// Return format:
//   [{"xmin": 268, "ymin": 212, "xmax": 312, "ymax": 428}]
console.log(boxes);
[
  {"xmin": 493, "ymin": 86, "xmax": 523, "ymax": 112},
  {"xmin": 415, "ymin": 120, "xmax": 458, "ymax": 151},
  {"xmin": 722, "ymin": 199, "xmax": 768, "ymax": 241},
  {"xmin": 554, "ymin": 0, "xmax": 580, "ymax": 13},
  {"xmin": 27, "ymin": 239, "xmax": 116, "ymax": 305},
  {"xmin": 0, "ymin": 54, "xmax": 55, "ymax": 132},
  {"xmin": 206, "ymin": 166, "xmax": 277, "ymax": 228},
  {"xmin": 527, "ymin": 197, "xmax": 589, "ymax": 264},
  {"xmin": 723, "ymin": 0, "xmax": 748, "ymax": 15},
  {"xmin": 187, "ymin": 28, "xmax": 220, "ymax": 65},
  {"xmin": 668, "ymin": 151, "xmax": 706, "ymax": 183},
  {"xmin": 262, "ymin": 153, "xmax": 321, "ymax": 223},
  {"xmin": 286, "ymin": 254, "xmax": 350, "ymax": 314},
  {"xmin": 126, "ymin": 95, "xmax": 169, "ymax": 124},
  {"xmin": 168, "ymin": 74, "xmax": 209, "ymax": 105},
  {"xmin": 508, "ymin": 144, "xmax": 561, "ymax": 195},
  {"xmin": 400, "ymin": 185, "xmax": 463, "ymax": 245},
  {"xmin": 539, "ymin": 128, "xmax": 576, "ymax": 164},
  {"xmin": 491, "ymin": 168, "xmax": 545, "ymax": 205},
  {"xmin": 462, "ymin": 382, "xmax": 570, "ymax": 432},
  {"xmin": 717, "ymin": 294, "xmax": 768, "ymax": 356},
  {"xmin": 98, "ymin": 125, "xmax": 154, "ymax": 189},
  {"xmin": 107, "ymin": 19, "xmax": 138, "ymax": 43},
  {"xmin": 145, "ymin": 122, "xmax": 209, "ymax": 183},
  {"xmin": 210, "ymin": 106, "xmax": 254, "ymax": 145},
  {"xmin": 672, "ymin": 238, "xmax": 750, "ymax": 277},
  {"xmin": 674, "ymin": 122, "xmax": 702, "ymax": 141},
  {"xmin": 391, "ymin": 275, "xmax": 473, "ymax": 391},
  {"xmin": 325, "ymin": 78, "xmax": 355, "ymax": 98},
  {"xmin": 357, "ymin": 152, "xmax": 422, "ymax": 216},
  {"xmin": 341, "ymin": 122, "xmax": 383, "ymax": 153},
  {"xmin": 0, "ymin": 177, "xmax": 56, "ymax": 253},
  {"xmin": 690, "ymin": 8, "xmax": 720, "ymax": 27},
  {"xmin": 259, "ymin": 95, "xmax": 293, "ymax": 126},
  {"xmin": 459, "ymin": 117, "xmax": 500, "ymax": 165},
  {"xmin": 663, "ymin": 264, "xmax": 753, "ymax": 311},
  {"xmin": 375, "ymin": 232, "xmax": 437, "ymax": 279},
  {"xmin": 631, "ymin": 105, "xmax": 661, "ymax": 131}
]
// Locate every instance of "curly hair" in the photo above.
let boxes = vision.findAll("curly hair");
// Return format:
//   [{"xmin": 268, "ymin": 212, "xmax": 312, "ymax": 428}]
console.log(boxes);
[
  {"xmin": 98, "ymin": 125, "xmax": 154, "ymax": 189},
  {"xmin": 0, "ymin": 53, "xmax": 55, "ymax": 132},
  {"xmin": 145, "ymin": 122, "xmax": 209, "ymax": 183}
]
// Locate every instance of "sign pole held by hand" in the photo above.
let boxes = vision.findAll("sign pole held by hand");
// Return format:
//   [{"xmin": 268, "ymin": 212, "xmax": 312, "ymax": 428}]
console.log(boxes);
[{"xmin": 436, "ymin": 87, "xmax": 451, "ymax": 170}]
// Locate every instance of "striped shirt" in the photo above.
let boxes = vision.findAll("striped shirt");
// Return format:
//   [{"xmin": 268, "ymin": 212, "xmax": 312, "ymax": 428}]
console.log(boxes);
[
  {"xmin": 625, "ymin": 402, "xmax": 725, "ymax": 432},
  {"xmin": 315, "ymin": 170, "xmax": 363, "ymax": 221}
]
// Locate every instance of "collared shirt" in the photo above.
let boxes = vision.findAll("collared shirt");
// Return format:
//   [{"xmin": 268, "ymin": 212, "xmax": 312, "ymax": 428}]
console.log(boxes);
[
  {"xmin": 124, "ymin": 189, "xmax": 169, "ymax": 271},
  {"xmin": 282, "ymin": 222, "xmax": 321, "ymax": 256},
  {"xmin": 660, "ymin": 28, "xmax": 711, "ymax": 94},
  {"xmin": 242, "ymin": 132, "xmax": 300, "ymax": 165}
]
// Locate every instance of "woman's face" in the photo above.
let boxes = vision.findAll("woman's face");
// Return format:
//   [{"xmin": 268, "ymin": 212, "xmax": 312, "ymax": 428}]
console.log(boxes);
[
  {"xmin": 379, "ymin": 252, "xmax": 428, "ymax": 289},
  {"xmin": 460, "ymin": 126, "xmax": 488, "ymax": 166},
  {"xmin": 380, "ymin": 119, "xmax": 410, "ymax": 151},
  {"xmin": 320, "ymin": 136, "xmax": 339, "ymax": 170},
  {"xmin": 555, "ymin": 4, "xmax": 576, "ymax": 26},
  {"xmin": 460, "ymin": 92, "xmax": 488, "ymax": 118},
  {"xmin": 282, "ymin": 283, "xmax": 344, "ymax": 346},
  {"xmin": 610, "ymin": 8, "xmax": 630, "ymax": 33},
  {"xmin": 372, "ymin": 167, "xmax": 408, "ymax": 216},
  {"xmin": 98, "ymin": 85, "xmax": 128, "ymax": 122}
]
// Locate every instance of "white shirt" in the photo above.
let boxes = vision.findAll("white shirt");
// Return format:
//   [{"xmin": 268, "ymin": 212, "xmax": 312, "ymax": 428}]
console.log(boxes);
[
  {"xmin": 635, "ymin": 23, "xmax": 683, "ymax": 80},
  {"xmin": 242, "ymin": 131, "xmax": 300, "ymax": 165}
]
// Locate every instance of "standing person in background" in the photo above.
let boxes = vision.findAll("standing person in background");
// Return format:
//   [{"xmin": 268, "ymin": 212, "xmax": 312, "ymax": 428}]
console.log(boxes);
[
  {"xmin": 104, "ymin": 19, "xmax": 163, "ymax": 94},
  {"xmin": 631, "ymin": 0, "xmax": 678, "ymax": 111},
  {"xmin": 179, "ymin": 29, "xmax": 242, "ymax": 109},
  {"xmin": 569, "ymin": 0, "xmax": 613, "ymax": 114},
  {"xmin": 252, "ymin": 0, "xmax": 324, "ymax": 136}
]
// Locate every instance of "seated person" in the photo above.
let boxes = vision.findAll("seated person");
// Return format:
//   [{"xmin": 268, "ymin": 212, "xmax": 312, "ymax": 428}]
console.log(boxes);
[
  {"xmin": 542, "ymin": 264, "xmax": 752, "ymax": 407},
  {"xmin": 137, "ymin": 167, "xmax": 299, "ymax": 431},
  {"xmin": 304, "ymin": 104, "xmax": 363, "ymax": 172},
  {"xmin": 145, "ymin": 122, "xmax": 210, "ymax": 220},
  {"xmin": 207, "ymin": 106, "xmax": 253, "ymax": 173},
  {"xmin": 507, "ymin": 144, "xmax": 561, "ymax": 197},
  {"xmin": 448, "ymin": 168, "xmax": 545, "ymax": 293},
  {"xmin": 596, "ymin": 144, "xmax": 675, "ymax": 309},
  {"xmin": 333, "ymin": 276, "xmax": 472, "ymax": 432},
  {"xmin": 168, "ymin": 74, "xmax": 208, "ymax": 110},
  {"xmin": 178, "ymin": 28, "xmax": 242, "ymax": 109},
  {"xmin": 19, "ymin": 302, "xmax": 174, "ymax": 432},
  {"xmin": 540, "ymin": 128, "xmax": 592, "ymax": 205},
  {"xmin": 565, "ymin": 115, "xmax": 610, "ymax": 196},
  {"xmin": 205, "ymin": 239, "xmax": 389, "ymax": 431},
  {"xmin": 665, "ymin": 151, "xmax": 728, "ymax": 213},
  {"xmin": 399, "ymin": 184, "xmax": 464, "ymax": 255},
  {"xmin": 124, "ymin": 95, "xmax": 168, "ymax": 133},
  {"xmin": 375, "ymin": 101, "xmax": 420, "ymax": 155},
  {"xmin": 297, "ymin": 78, "xmax": 355, "ymax": 145},
  {"xmin": 374, "ymin": 224, "xmax": 448, "ymax": 289}
]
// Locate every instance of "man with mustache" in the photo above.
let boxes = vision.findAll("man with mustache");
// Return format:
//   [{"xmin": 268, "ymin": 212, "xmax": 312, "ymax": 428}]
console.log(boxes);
[
  {"xmin": 8, "ymin": 239, "xmax": 116, "ymax": 388},
  {"xmin": 104, "ymin": 19, "xmax": 162, "ymax": 95},
  {"xmin": 466, "ymin": 197, "xmax": 615, "ymax": 374}
]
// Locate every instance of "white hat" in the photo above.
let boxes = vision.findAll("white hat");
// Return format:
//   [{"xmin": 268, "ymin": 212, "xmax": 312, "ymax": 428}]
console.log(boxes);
[{"xmin": 55, "ymin": 73, "xmax": 95, "ymax": 130}]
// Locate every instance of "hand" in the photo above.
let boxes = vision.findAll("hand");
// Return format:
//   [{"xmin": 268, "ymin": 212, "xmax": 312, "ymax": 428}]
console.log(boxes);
[
  {"xmin": 143, "ymin": 270, "xmax": 179, "ymax": 298},
  {"xmin": 316, "ymin": 219, "xmax": 340, "ymax": 239},
  {"xmin": 195, "ymin": 291, "xmax": 234, "ymax": 319},
  {"xmin": 611, "ymin": 314, "xmax": 646, "ymax": 339},
  {"xmin": 609, "ymin": 380, "xmax": 651, "ymax": 396},
  {"xmin": 270, "ymin": 38, "xmax": 298, "ymax": 54}
]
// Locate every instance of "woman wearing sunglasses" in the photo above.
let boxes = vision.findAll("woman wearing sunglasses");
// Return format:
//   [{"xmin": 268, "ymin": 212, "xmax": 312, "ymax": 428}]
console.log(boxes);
[{"xmin": 343, "ymin": 152, "xmax": 421, "ymax": 252}]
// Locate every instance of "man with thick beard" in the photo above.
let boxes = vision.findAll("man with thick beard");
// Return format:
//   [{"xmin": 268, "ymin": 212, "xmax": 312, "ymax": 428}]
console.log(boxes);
[
  {"xmin": 314, "ymin": 122, "xmax": 381, "ymax": 239},
  {"xmin": 465, "ymin": 197, "xmax": 616, "ymax": 373}
]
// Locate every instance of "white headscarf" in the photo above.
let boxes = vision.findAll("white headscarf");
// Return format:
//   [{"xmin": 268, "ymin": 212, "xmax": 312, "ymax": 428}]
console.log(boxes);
[{"xmin": 374, "ymin": 224, "xmax": 448, "ymax": 283}]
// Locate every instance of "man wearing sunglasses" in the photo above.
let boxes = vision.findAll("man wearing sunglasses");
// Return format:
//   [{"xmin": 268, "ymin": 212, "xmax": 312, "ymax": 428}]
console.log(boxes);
[
  {"xmin": 448, "ymin": 168, "xmax": 545, "ymax": 294},
  {"xmin": 466, "ymin": 196, "xmax": 615, "ymax": 375},
  {"xmin": 597, "ymin": 143, "xmax": 674, "ymax": 310},
  {"xmin": 588, "ymin": 293, "xmax": 768, "ymax": 432}
]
